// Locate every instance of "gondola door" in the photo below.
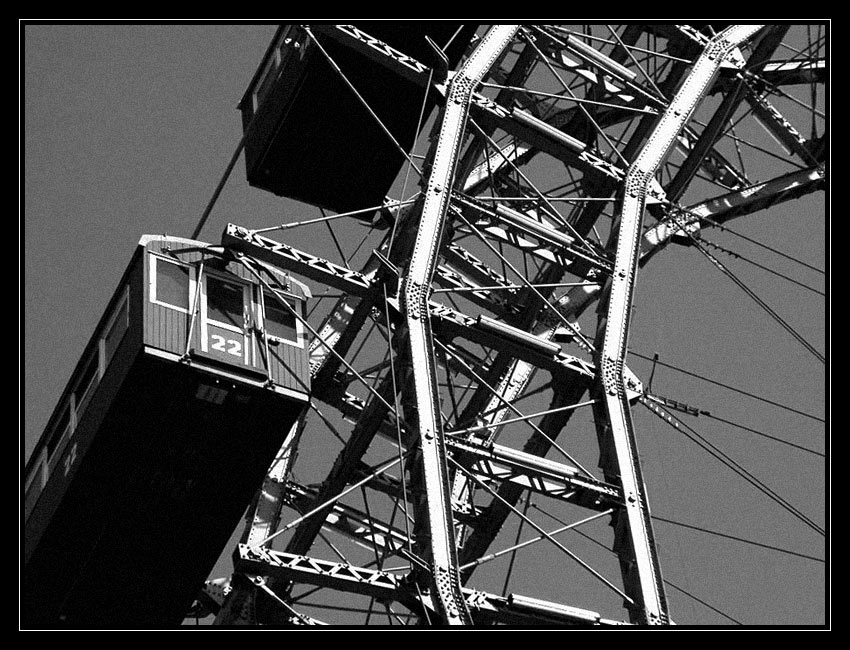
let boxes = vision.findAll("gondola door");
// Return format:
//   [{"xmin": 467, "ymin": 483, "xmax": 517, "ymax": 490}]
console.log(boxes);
[{"xmin": 200, "ymin": 272, "xmax": 252, "ymax": 367}]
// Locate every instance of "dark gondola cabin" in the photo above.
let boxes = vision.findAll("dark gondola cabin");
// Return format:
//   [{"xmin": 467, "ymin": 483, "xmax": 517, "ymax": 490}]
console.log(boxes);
[
  {"xmin": 24, "ymin": 235, "xmax": 311, "ymax": 627},
  {"xmin": 239, "ymin": 23, "xmax": 479, "ymax": 214}
]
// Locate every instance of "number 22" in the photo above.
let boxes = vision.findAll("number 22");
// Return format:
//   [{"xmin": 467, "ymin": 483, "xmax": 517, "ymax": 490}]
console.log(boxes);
[{"xmin": 211, "ymin": 334, "xmax": 242, "ymax": 357}]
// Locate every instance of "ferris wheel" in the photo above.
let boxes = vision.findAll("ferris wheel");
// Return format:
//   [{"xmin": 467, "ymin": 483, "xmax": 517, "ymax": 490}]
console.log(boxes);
[
  {"xmin": 23, "ymin": 22, "xmax": 826, "ymax": 628},
  {"xmin": 180, "ymin": 23, "xmax": 825, "ymax": 627}
]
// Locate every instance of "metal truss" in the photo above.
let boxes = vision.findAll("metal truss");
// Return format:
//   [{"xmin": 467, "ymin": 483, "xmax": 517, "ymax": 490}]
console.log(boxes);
[
  {"xmin": 206, "ymin": 23, "xmax": 826, "ymax": 627},
  {"xmin": 232, "ymin": 544, "xmax": 629, "ymax": 626}
]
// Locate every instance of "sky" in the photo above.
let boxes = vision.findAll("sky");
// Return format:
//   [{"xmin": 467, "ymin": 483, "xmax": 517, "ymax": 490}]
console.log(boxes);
[{"xmin": 22, "ymin": 22, "xmax": 828, "ymax": 627}]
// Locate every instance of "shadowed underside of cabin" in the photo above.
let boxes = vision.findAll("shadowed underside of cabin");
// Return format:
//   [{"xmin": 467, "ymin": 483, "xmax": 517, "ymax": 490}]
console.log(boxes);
[{"xmin": 24, "ymin": 352, "xmax": 304, "ymax": 627}]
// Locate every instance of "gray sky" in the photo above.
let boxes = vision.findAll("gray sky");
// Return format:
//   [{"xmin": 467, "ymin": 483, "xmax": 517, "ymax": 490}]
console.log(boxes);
[{"xmin": 22, "ymin": 22, "xmax": 828, "ymax": 627}]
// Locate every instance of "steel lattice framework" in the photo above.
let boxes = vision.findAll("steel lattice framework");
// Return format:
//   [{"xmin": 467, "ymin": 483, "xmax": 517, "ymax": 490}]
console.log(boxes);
[{"xmin": 191, "ymin": 23, "xmax": 826, "ymax": 626}]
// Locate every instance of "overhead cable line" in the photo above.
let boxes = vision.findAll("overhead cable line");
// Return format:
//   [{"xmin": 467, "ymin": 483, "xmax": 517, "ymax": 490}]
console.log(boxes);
[
  {"xmin": 652, "ymin": 515, "xmax": 825, "ymax": 563},
  {"xmin": 663, "ymin": 579, "xmax": 743, "ymax": 625},
  {"xmin": 701, "ymin": 412, "xmax": 825, "ymax": 457},
  {"xmin": 641, "ymin": 398, "xmax": 825, "ymax": 537},
  {"xmin": 191, "ymin": 135, "xmax": 246, "ymax": 240},
  {"xmin": 630, "ymin": 351, "xmax": 825, "ymax": 423},
  {"xmin": 688, "ymin": 231, "xmax": 825, "ymax": 363},
  {"xmin": 698, "ymin": 236, "xmax": 824, "ymax": 296},
  {"xmin": 660, "ymin": 211, "xmax": 824, "ymax": 362},
  {"xmin": 697, "ymin": 212, "xmax": 824, "ymax": 275},
  {"xmin": 643, "ymin": 391, "xmax": 823, "ymax": 457},
  {"xmin": 527, "ymin": 502, "xmax": 743, "ymax": 625}
]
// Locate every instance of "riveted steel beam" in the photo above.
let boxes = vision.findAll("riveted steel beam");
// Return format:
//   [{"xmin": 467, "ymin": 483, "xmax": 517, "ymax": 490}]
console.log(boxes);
[
  {"xmin": 237, "ymin": 544, "xmax": 402, "ymax": 600},
  {"xmin": 234, "ymin": 544, "xmax": 629, "ymax": 626},
  {"xmin": 223, "ymin": 223, "xmax": 374, "ymax": 296},
  {"xmin": 448, "ymin": 437, "xmax": 623, "ymax": 510},
  {"xmin": 596, "ymin": 24, "xmax": 764, "ymax": 625},
  {"xmin": 663, "ymin": 25, "xmax": 789, "ymax": 203},
  {"xmin": 400, "ymin": 25, "xmax": 519, "ymax": 626}
]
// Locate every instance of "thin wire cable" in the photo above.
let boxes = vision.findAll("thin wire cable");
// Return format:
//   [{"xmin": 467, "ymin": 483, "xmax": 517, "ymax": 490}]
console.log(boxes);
[
  {"xmin": 652, "ymin": 515, "xmax": 825, "ymax": 563},
  {"xmin": 605, "ymin": 24, "xmax": 666, "ymax": 99},
  {"xmin": 698, "ymin": 236, "xmax": 824, "ymax": 296},
  {"xmin": 432, "ymin": 280, "xmax": 596, "ymax": 293},
  {"xmin": 522, "ymin": 28, "xmax": 634, "ymax": 166},
  {"xmin": 322, "ymin": 210, "xmax": 350, "ymax": 269},
  {"xmin": 256, "ymin": 580, "xmax": 317, "ymax": 625},
  {"xmin": 190, "ymin": 134, "xmax": 246, "ymax": 240},
  {"xmin": 500, "ymin": 495, "xmax": 531, "ymax": 596},
  {"xmin": 663, "ymin": 579, "xmax": 743, "ymax": 625},
  {"xmin": 252, "ymin": 199, "xmax": 417, "ymax": 234},
  {"xmin": 360, "ymin": 486, "xmax": 385, "ymax": 568},
  {"xmin": 528, "ymin": 502, "xmax": 744, "ymax": 625},
  {"xmin": 460, "ymin": 380, "xmax": 555, "ymax": 426},
  {"xmin": 317, "ymin": 529, "xmax": 350, "ymax": 565},
  {"xmin": 449, "ymin": 457, "xmax": 634, "ymax": 605},
  {"xmin": 696, "ymin": 211, "xmax": 824, "ymax": 275},
  {"xmin": 465, "ymin": 120, "xmax": 605, "ymax": 263},
  {"xmin": 308, "ymin": 402, "xmax": 347, "ymax": 446},
  {"xmin": 689, "ymin": 115, "xmax": 809, "ymax": 171},
  {"xmin": 630, "ymin": 351, "xmax": 824, "ymax": 422},
  {"xmin": 461, "ymin": 507, "xmax": 614, "ymax": 572},
  {"xmin": 302, "ymin": 27, "xmax": 423, "ymax": 180},
  {"xmin": 686, "ymin": 229, "xmax": 825, "ymax": 363},
  {"xmin": 237, "ymin": 254, "xmax": 404, "ymax": 418},
  {"xmin": 641, "ymin": 398, "xmax": 825, "ymax": 536},
  {"xmin": 728, "ymin": 120, "xmax": 748, "ymax": 181},
  {"xmin": 447, "ymin": 399, "xmax": 597, "ymax": 437},
  {"xmin": 252, "ymin": 453, "xmax": 406, "ymax": 549},
  {"xmin": 528, "ymin": 25, "xmax": 667, "ymax": 108},
  {"xmin": 547, "ymin": 26, "xmax": 694, "ymax": 64},
  {"xmin": 701, "ymin": 411, "xmax": 824, "ymax": 457},
  {"xmin": 478, "ymin": 81, "xmax": 659, "ymax": 115},
  {"xmin": 436, "ymin": 339, "xmax": 598, "ymax": 479},
  {"xmin": 766, "ymin": 82, "xmax": 826, "ymax": 121}
]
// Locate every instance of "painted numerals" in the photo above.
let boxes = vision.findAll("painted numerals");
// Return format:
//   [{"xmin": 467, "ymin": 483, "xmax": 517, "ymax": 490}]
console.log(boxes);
[{"xmin": 210, "ymin": 334, "xmax": 243, "ymax": 358}]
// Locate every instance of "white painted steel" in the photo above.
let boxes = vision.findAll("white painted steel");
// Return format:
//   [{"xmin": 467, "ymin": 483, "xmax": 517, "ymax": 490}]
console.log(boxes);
[
  {"xmin": 401, "ymin": 24, "xmax": 519, "ymax": 626},
  {"xmin": 598, "ymin": 24, "xmax": 764, "ymax": 624}
]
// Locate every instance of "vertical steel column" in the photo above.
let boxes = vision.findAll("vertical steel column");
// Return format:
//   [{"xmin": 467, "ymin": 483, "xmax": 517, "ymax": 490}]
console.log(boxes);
[
  {"xmin": 401, "ymin": 24, "xmax": 519, "ymax": 626},
  {"xmin": 597, "ymin": 24, "xmax": 763, "ymax": 624}
]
